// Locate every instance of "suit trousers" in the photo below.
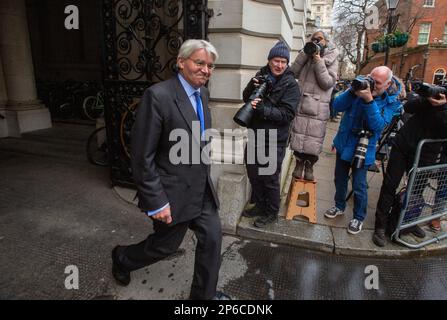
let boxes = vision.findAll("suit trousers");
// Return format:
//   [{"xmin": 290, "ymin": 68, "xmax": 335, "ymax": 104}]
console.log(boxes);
[{"xmin": 118, "ymin": 183, "xmax": 222, "ymax": 300}]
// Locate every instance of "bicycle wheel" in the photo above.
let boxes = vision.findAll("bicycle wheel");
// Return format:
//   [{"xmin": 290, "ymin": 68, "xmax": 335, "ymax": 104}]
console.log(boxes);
[
  {"xmin": 82, "ymin": 96, "xmax": 103, "ymax": 120},
  {"xmin": 120, "ymin": 100, "xmax": 140, "ymax": 159},
  {"xmin": 58, "ymin": 102, "xmax": 75, "ymax": 119},
  {"xmin": 86, "ymin": 126, "xmax": 109, "ymax": 166}
]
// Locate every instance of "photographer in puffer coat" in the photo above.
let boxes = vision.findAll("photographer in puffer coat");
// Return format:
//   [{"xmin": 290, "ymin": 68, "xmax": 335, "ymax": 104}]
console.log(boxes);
[
  {"xmin": 289, "ymin": 30, "xmax": 339, "ymax": 181},
  {"xmin": 240, "ymin": 41, "xmax": 301, "ymax": 229}
]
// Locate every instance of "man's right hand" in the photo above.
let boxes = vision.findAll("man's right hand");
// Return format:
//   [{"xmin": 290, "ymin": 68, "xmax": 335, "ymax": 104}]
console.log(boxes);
[
  {"xmin": 151, "ymin": 206, "xmax": 172, "ymax": 224},
  {"xmin": 427, "ymin": 93, "xmax": 447, "ymax": 107},
  {"xmin": 251, "ymin": 98, "xmax": 262, "ymax": 109}
]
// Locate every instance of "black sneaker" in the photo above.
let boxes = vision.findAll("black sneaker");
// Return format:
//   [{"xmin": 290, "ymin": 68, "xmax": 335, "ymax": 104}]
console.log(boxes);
[
  {"xmin": 254, "ymin": 214, "xmax": 278, "ymax": 228},
  {"xmin": 372, "ymin": 228, "xmax": 386, "ymax": 247},
  {"xmin": 325, "ymin": 206, "xmax": 344, "ymax": 219},
  {"xmin": 347, "ymin": 218, "xmax": 363, "ymax": 235},
  {"xmin": 242, "ymin": 205, "xmax": 265, "ymax": 218}
]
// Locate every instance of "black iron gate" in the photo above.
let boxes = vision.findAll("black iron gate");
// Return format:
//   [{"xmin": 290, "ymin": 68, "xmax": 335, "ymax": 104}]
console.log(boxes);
[{"xmin": 101, "ymin": 0, "xmax": 211, "ymax": 187}]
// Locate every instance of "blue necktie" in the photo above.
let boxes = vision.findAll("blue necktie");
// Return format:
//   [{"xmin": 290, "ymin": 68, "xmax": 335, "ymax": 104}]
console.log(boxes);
[{"xmin": 193, "ymin": 91, "xmax": 205, "ymax": 139}]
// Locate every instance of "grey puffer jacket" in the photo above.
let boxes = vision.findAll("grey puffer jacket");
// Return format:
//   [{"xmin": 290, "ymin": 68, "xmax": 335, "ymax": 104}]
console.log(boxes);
[{"xmin": 289, "ymin": 45, "xmax": 339, "ymax": 156}]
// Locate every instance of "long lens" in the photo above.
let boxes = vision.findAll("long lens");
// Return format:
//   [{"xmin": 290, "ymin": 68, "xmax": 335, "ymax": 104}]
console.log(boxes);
[
  {"xmin": 352, "ymin": 136, "xmax": 369, "ymax": 169},
  {"xmin": 233, "ymin": 82, "xmax": 268, "ymax": 127},
  {"xmin": 303, "ymin": 42, "xmax": 318, "ymax": 55},
  {"xmin": 351, "ymin": 79, "xmax": 368, "ymax": 91},
  {"xmin": 233, "ymin": 102, "xmax": 254, "ymax": 127}
]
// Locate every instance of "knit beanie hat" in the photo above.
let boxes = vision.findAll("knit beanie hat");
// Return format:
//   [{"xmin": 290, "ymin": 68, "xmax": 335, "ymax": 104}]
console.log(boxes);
[{"xmin": 267, "ymin": 41, "xmax": 290, "ymax": 63}]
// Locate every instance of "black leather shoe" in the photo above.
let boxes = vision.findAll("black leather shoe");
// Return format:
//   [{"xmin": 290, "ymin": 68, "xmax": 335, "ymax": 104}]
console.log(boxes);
[
  {"xmin": 372, "ymin": 228, "xmax": 386, "ymax": 247},
  {"xmin": 112, "ymin": 246, "xmax": 131, "ymax": 286},
  {"xmin": 254, "ymin": 214, "xmax": 278, "ymax": 228},
  {"xmin": 242, "ymin": 205, "xmax": 265, "ymax": 218},
  {"xmin": 212, "ymin": 291, "xmax": 232, "ymax": 300}
]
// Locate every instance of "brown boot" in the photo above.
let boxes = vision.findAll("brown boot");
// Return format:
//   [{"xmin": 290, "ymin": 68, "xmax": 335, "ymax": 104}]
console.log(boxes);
[
  {"xmin": 292, "ymin": 158, "xmax": 304, "ymax": 179},
  {"xmin": 304, "ymin": 160, "xmax": 315, "ymax": 181}
]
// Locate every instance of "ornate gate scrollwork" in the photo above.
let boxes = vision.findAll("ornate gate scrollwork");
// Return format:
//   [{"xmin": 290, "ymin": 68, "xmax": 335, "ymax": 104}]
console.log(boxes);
[{"xmin": 102, "ymin": 0, "xmax": 210, "ymax": 187}]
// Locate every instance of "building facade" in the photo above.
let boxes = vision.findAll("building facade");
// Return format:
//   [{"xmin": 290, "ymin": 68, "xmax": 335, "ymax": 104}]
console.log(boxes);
[
  {"xmin": 308, "ymin": 0, "xmax": 334, "ymax": 36},
  {"xmin": 361, "ymin": 0, "xmax": 447, "ymax": 84},
  {"xmin": 0, "ymin": 0, "xmax": 311, "ymax": 231}
]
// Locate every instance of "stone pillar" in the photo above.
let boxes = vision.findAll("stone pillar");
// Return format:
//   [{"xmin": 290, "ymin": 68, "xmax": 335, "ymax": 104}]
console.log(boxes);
[
  {"xmin": 0, "ymin": 0, "xmax": 51, "ymax": 137},
  {"xmin": 207, "ymin": 0, "xmax": 309, "ymax": 218},
  {"xmin": 0, "ymin": 54, "xmax": 8, "ymax": 137}
]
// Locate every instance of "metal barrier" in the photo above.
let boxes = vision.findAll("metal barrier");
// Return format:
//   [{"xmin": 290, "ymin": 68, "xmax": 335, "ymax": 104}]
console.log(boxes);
[{"xmin": 393, "ymin": 139, "xmax": 447, "ymax": 248}]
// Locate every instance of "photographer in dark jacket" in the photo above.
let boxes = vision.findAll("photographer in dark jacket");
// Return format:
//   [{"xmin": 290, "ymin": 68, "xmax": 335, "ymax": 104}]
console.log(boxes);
[
  {"xmin": 240, "ymin": 41, "xmax": 300, "ymax": 228},
  {"xmin": 373, "ymin": 92, "xmax": 447, "ymax": 247}
]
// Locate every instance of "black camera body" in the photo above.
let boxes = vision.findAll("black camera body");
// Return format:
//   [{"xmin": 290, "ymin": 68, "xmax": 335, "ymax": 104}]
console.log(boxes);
[
  {"xmin": 233, "ymin": 75, "xmax": 272, "ymax": 127},
  {"xmin": 411, "ymin": 81, "xmax": 447, "ymax": 98},
  {"xmin": 352, "ymin": 129, "xmax": 373, "ymax": 169},
  {"xmin": 351, "ymin": 76, "xmax": 375, "ymax": 92},
  {"xmin": 303, "ymin": 40, "xmax": 325, "ymax": 57}
]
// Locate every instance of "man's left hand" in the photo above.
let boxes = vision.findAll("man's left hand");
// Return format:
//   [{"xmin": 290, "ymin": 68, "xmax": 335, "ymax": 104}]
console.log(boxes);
[
  {"xmin": 427, "ymin": 93, "xmax": 447, "ymax": 107},
  {"xmin": 355, "ymin": 88, "xmax": 374, "ymax": 103}
]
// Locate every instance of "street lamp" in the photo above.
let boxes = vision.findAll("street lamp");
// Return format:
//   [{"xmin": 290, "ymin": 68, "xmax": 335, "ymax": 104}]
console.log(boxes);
[
  {"xmin": 384, "ymin": 0, "xmax": 400, "ymax": 66},
  {"xmin": 422, "ymin": 51, "xmax": 430, "ymax": 81}
]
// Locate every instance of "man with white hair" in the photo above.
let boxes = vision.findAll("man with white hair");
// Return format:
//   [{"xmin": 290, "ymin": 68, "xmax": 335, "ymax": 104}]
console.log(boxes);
[
  {"xmin": 111, "ymin": 39, "xmax": 230, "ymax": 300},
  {"xmin": 324, "ymin": 66, "xmax": 402, "ymax": 235}
]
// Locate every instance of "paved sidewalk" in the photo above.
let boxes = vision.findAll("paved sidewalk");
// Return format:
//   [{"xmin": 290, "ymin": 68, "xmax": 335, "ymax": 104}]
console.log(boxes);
[
  {"xmin": 238, "ymin": 121, "xmax": 447, "ymax": 256},
  {"xmin": 1, "ymin": 123, "xmax": 447, "ymax": 300}
]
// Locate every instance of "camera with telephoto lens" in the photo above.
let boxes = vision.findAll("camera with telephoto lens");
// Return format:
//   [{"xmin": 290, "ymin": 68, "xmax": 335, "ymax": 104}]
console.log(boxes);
[
  {"xmin": 233, "ymin": 74, "xmax": 272, "ymax": 127},
  {"xmin": 303, "ymin": 38, "xmax": 325, "ymax": 57},
  {"xmin": 351, "ymin": 76, "xmax": 375, "ymax": 92},
  {"xmin": 411, "ymin": 81, "xmax": 447, "ymax": 98},
  {"xmin": 352, "ymin": 129, "xmax": 373, "ymax": 169}
]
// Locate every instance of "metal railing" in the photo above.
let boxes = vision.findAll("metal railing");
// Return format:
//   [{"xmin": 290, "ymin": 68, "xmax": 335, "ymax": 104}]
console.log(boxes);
[{"xmin": 393, "ymin": 139, "xmax": 447, "ymax": 248}]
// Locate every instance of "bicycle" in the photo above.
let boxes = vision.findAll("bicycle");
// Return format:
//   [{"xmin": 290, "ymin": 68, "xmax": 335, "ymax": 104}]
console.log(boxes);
[
  {"xmin": 82, "ymin": 90, "xmax": 104, "ymax": 120},
  {"xmin": 86, "ymin": 100, "xmax": 140, "ymax": 166},
  {"xmin": 86, "ymin": 126, "xmax": 109, "ymax": 166},
  {"xmin": 120, "ymin": 100, "xmax": 140, "ymax": 159}
]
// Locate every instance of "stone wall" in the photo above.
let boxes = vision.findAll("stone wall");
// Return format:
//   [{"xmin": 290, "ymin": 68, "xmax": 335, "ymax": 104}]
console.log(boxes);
[{"xmin": 207, "ymin": 0, "xmax": 308, "ymax": 233}]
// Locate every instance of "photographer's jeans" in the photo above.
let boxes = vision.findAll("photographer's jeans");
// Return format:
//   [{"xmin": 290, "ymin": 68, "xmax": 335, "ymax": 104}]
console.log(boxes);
[{"xmin": 334, "ymin": 154, "xmax": 368, "ymax": 221}]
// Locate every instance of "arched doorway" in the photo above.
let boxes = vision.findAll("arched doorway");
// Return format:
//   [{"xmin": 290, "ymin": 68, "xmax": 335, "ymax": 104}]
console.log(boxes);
[{"xmin": 433, "ymin": 68, "xmax": 446, "ymax": 85}]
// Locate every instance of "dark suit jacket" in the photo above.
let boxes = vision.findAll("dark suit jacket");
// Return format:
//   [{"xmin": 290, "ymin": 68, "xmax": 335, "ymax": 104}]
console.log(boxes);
[{"xmin": 131, "ymin": 75, "xmax": 219, "ymax": 225}]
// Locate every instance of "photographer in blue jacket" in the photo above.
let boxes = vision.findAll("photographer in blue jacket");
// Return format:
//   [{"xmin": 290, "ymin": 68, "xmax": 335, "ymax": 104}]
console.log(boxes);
[{"xmin": 324, "ymin": 66, "xmax": 402, "ymax": 234}]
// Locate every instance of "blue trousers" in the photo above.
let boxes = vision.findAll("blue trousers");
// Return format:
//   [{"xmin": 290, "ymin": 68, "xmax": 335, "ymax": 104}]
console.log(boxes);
[{"xmin": 334, "ymin": 154, "xmax": 368, "ymax": 221}]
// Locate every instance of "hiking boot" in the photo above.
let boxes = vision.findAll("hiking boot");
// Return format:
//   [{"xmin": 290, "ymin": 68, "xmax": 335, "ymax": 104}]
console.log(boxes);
[
  {"xmin": 324, "ymin": 206, "xmax": 344, "ymax": 219},
  {"xmin": 254, "ymin": 214, "xmax": 278, "ymax": 228},
  {"xmin": 402, "ymin": 225, "xmax": 426, "ymax": 238},
  {"xmin": 242, "ymin": 205, "xmax": 265, "ymax": 218},
  {"xmin": 292, "ymin": 158, "xmax": 304, "ymax": 179},
  {"xmin": 430, "ymin": 218, "xmax": 441, "ymax": 232},
  {"xmin": 303, "ymin": 160, "xmax": 314, "ymax": 181},
  {"xmin": 347, "ymin": 218, "xmax": 363, "ymax": 235},
  {"xmin": 372, "ymin": 228, "xmax": 386, "ymax": 247}
]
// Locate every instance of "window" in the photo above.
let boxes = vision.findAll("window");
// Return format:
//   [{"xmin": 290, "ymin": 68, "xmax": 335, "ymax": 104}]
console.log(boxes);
[
  {"xmin": 444, "ymin": 24, "xmax": 447, "ymax": 44},
  {"xmin": 317, "ymin": 6, "xmax": 321, "ymax": 12},
  {"xmin": 423, "ymin": 0, "xmax": 435, "ymax": 7},
  {"xmin": 417, "ymin": 23, "xmax": 431, "ymax": 45},
  {"xmin": 433, "ymin": 69, "xmax": 446, "ymax": 85},
  {"xmin": 315, "ymin": 16, "xmax": 321, "ymax": 27}
]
